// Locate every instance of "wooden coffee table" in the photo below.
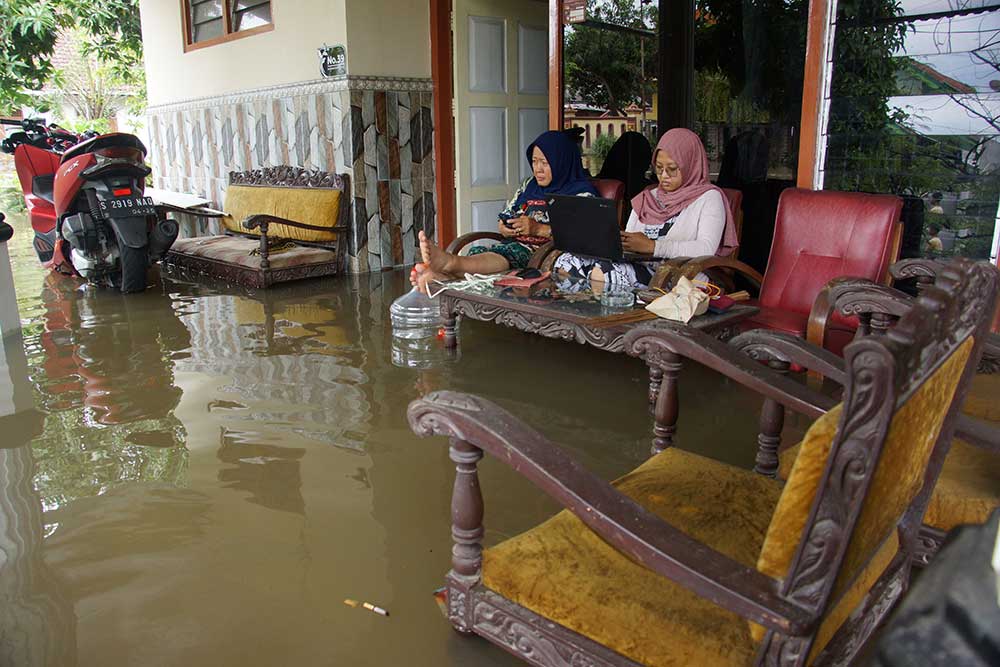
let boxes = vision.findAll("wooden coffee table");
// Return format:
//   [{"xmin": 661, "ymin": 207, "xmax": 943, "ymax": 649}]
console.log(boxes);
[{"xmin": 434, "ymin": 274, "xmax": 759, "ymax": 453}]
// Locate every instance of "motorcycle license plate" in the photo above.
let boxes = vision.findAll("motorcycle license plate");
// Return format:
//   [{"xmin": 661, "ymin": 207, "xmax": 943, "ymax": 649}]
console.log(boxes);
[{"xmin": 98, "ymin": 195, "xmax": 156, "ymax": 218}]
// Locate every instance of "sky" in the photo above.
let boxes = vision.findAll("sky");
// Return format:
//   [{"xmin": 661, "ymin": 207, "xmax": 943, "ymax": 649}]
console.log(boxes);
[{"xmin": 888, "ymin": 2, "xmax": 1000, "ymax": 135}]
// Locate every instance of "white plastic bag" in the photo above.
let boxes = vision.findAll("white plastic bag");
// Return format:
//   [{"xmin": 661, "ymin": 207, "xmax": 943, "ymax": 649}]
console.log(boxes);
[{"xmin": 644, "ymin": 276, "xmax": 710, "ymax": 323}]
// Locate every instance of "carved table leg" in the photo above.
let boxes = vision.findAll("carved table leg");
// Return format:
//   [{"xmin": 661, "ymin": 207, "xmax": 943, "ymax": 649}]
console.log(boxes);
[
  {"xmin": 441, "ymin": 298, "xmax": 459, "ymax": 350},
  {"xmin": 754, "ymin": 360, "xmax": 789, "ymax": 478},
  {"xmin": 446, "ymin": 437, "xmax": 484, "ymax": 634},
  {"xmin": 651, "ymin": 353, "xmax": 682, "ymax": 456},
  {"xmin": 648, "ymin": 366, "xmax": 663, "ymax": 406}
]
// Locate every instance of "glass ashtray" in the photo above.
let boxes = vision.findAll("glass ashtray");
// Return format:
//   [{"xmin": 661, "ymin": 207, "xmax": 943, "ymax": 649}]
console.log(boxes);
[{"xmin": 599, "ymin": 288, "xmax": 636, "ymax": 309}]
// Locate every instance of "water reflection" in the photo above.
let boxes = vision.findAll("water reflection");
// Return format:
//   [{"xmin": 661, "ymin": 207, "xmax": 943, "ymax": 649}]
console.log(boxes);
[
  {"xmin": 0, "ymin": 333, "xmax": 76, "ymax": 665},
  {"xmin": 217, "ymin": 428, "xmax": 306, "ymax": 515},
  {"xmin": 25, "ymin": 276, "xmax": 190, "ymax": 510},
  {"xmin": 173, "ymin": 282, "xmax": 372, "ymax": 451}
]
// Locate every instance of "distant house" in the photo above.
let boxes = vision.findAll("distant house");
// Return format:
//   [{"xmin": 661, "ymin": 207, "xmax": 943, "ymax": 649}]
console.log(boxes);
[{"xmin": 895, "ymin": 57, "xmax": 977, "ymax": 96}]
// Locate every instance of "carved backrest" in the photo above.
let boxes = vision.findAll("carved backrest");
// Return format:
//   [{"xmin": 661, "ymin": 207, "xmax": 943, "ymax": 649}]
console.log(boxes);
[
  {"xmin": 754, "ymin": 258, "xmax": 998, "ymax": 660},
  {"xmin": 222, "ymin": 166, "xmax": 351, "ymax": 245}
]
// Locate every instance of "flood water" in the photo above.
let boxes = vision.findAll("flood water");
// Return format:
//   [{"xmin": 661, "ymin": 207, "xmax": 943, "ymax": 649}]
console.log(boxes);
[{"xmin": 1, "ymin": 213, "xmax": 806, "ymax": 666}]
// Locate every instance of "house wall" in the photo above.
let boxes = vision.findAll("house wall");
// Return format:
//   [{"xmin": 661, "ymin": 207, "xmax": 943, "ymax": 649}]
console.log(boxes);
[
  {"xmin": 139, "ymin": 0, "xmax": 350, "ymax": 106},
  {"xmin": 140, "ymin": 0, "xmax": 434, "ymax": 273}
]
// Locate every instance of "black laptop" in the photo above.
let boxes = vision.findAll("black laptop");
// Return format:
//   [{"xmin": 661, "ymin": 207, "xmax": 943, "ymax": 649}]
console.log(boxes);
[{"xmin": 546, "ymin": 195, "xmax": 623, "ymax": 262}]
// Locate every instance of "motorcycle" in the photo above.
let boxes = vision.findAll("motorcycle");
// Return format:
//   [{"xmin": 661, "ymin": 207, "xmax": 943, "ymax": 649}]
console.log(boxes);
[{"xmin": 1, "ymin": 118, "xmax": 179, "ymax": 293}]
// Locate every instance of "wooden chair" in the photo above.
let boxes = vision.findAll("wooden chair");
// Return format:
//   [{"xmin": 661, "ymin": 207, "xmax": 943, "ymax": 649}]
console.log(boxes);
[
  {"xmin": 655, "ymin": 188, "xmax": 903, "ymax": 355},
  {"xmin": 407, "ymin": 257, "xmax": 996, "ymax": 667},
  {"xmin": 163, "ymin": 166, "xmax": 350, "ymax": 288},
  {"xmin": 445, "ymin": 178, "xmax": 626, "ymax": 257},
  {"xmin": 734, "ymin": 258, "xmax": 1000, "ymax": 565}
]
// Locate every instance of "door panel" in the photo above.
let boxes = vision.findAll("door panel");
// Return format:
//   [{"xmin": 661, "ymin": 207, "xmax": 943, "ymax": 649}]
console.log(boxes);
[
  {"xmin": 472, "ymin": 199, "xmax": 508, "ymax": 233},
  {"xmin": 517, "ymin": 24, "xmax": 547, "ymax": 94},
  {"xmin": 518, "ymin": 108, "xmax": 548, "ymax": 181},
  {"xmin": 469, "ymin": 107, "xmax": 507, "ymax": 186},
  {"xmin": 454, "ymin": 0, "xmax": 549, "ymax": 236},
  {"xmin": 469, "ymin": 17, "xmax": 506, "ymax": 93}
]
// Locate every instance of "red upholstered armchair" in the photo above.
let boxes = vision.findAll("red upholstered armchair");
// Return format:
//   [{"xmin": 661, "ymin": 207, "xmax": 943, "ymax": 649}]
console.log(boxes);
[
  {"xmin": 446, "ymin": 178, "xmax": 626, "ymax": 255},
  {"xmin": 663, "ymin": 188, "xmax": 903, "ymax": 355}
]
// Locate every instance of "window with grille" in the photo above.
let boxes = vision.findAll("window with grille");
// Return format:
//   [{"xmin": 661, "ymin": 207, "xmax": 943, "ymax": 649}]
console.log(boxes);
[{"xmin": 185, "ymin": 0, "xmax": 272, "ymax": 48}]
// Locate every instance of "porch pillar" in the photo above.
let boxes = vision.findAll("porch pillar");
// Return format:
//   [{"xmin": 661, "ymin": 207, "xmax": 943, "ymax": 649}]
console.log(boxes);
[
  {"xmin": 549, "ymin": 0, "xmax": 564, "ymax": 129},
  {"xmin": 657, "ymin": 0, "xmax": 695, "ymax": 133}
]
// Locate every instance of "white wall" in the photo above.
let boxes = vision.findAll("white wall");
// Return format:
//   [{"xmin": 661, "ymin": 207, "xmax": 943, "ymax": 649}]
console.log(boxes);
[
  {"xmin": 0, "ymin": 244, "xmax": 19, "ymax": 341},
  {"xmin": 140, "ymin": 0, "xmax": 431, "ymax": 107},
  {"xmin": 140, "ymin": 0, "xmax": 349, "ymax": 106},
  {"xmin": 344, "ymin": 0, "xmax": 431, "ymax": 79}
]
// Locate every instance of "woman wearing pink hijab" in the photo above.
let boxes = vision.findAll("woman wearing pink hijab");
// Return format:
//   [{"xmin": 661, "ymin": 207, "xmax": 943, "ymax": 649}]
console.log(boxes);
[{"xmin": 555, "ymin": 128, "xmax": 738, "ymax": 287}]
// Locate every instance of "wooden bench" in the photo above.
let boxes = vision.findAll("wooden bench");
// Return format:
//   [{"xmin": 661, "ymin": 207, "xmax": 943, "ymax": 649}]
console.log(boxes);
[{"xmin": 163, "ymin": 166, "xmax": 350, "ymax": 288}]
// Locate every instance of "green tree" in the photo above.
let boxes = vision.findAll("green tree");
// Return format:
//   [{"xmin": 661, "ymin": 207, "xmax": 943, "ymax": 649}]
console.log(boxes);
[
  {"xmin": 564, "ymin": 0, "xmax": 657, "ymax": 114},
  {"xmin": 0, "ymin": 1, "xmax": 61, "ymax": 111},
  {"xmin": 694, "ymin": 0, "xmax": 808, "ymax": 125},
  {"xmin": 0, "ymin": 0, "xmax": 142, "ymax": 114}
]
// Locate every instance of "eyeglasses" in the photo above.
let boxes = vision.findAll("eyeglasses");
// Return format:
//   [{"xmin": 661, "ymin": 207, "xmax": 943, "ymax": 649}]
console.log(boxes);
[{"xmin": 653, "ymin": 164, "xmax": 681, "ymax": 177}]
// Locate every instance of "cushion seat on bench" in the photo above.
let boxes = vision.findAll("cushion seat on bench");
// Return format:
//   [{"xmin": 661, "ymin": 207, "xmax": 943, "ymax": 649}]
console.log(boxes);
[
  {"xmin": 223, "ymin": 184, "xmax": 342, "ymax": 243},
  {"xmin": 171, "ymin": 236, "xmax": 338, "ymax": 270}
]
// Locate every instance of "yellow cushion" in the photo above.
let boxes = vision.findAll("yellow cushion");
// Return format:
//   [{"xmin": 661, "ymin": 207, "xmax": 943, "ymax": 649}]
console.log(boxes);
[
  {"xmin": 222, "ymin": 185, "xmax": 341, "ymax": 243},
  {"xmin": 482, "ymin": 447, "xmax": 784, "ymax": 667},
  {"xmin": 757, "ymin": 338, "xmax": 974, "ymax": 656},
  {"xmin": 923, "ymin": 438, "xmax": 1000, "ymax": 532},
  {"xmin": 963, "ymin": 372, "xmax": 1000, "ymax": 423},
  {"xmin": 778, "ymin": 376, "xmax": 1000, "ymax": 536}
]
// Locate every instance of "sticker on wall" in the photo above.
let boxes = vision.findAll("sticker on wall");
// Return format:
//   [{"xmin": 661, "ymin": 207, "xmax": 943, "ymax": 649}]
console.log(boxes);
[{"xmin": 319, "ymin": 44, "xmax": 347, "ymax": 78}]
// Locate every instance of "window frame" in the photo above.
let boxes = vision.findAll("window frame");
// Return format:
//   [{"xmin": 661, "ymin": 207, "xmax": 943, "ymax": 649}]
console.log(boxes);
[{"xmin": 181, "ymin": 0, "xmax": 274, "ymax": 53}]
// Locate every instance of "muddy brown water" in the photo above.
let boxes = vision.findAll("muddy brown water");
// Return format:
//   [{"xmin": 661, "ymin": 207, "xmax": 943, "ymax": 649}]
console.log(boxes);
[{"xmin": 1, "ymin": 214, "xmax": 809, "ymax": 666}]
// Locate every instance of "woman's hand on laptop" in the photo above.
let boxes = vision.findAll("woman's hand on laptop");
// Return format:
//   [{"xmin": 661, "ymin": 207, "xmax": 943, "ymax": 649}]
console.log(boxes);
[{"xmin": 621, "ymin": 231, "xmax": 655, "ymax": 255}]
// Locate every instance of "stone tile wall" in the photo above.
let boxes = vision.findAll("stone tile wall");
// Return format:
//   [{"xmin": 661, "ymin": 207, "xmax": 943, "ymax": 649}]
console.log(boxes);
[{"xmin": 146, "ymin": 76, "xmax": 435, "ymax": 274}]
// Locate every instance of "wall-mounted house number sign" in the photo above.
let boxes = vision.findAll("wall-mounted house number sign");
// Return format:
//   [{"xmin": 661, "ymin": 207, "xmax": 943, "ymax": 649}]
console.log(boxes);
[{"xmin": 319, "ymin": 44, "xmax": 347, "ymax": 77}]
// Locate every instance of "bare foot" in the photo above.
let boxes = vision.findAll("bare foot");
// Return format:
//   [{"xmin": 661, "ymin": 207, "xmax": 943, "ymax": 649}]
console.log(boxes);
[
  {"xmin": 411, "ymin": 262, "xmax": 453, "ymax": 295},
  {"xmin": 419, "ymin": 230, "xmax": 457, "ymax": 276}
]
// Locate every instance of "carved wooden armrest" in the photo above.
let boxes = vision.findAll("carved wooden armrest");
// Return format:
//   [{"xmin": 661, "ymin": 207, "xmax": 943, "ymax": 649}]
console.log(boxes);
[
  {"xmin": 730, "ymin": 330, "xmax": 847, "ymax": 386},
  {"xmin": 155, "ymin": 203, "xmax": 228, "ymax": 218},
  {"xmin": 445, "ymin": 231, "xmax": 504, "ymax": 255},
  {"xmin": 805, "ymin": 276, "xmax": 890, "ymax": 352},
  {"xmin": 527, "ymin": 241, "xmax": 559, "ymax": 270},
  {"xmin": 624, "ymin": 324, "xmax": 837, "ymax": 419},
  {"xmin": 242, "ymin": 214, "xmax": 341, "ymax": 233},
  {"xmin": 889, "ymin": 258, "xmax": 945, "ymax": 285},
  {"xmin": 408, "ymin": 391, "xmax": 816, "ymax": 635},
  {"xmin": 653, "ymin": 255, "xmax": 764, "ymax": 292}
]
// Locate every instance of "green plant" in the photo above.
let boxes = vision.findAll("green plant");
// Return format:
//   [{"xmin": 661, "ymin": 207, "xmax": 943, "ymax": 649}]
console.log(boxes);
[
  {"xmin": 0, "ymin": 171, "xmax": 26, "ymax": 213},
  {"xmin": 57, "ymin": 117, "xmax": 111, "ymax": 135},
  {"xmin": 589, "ymin": 133, "xmax": 616, "ymax": 163},
  {"xmin": 695, "ymin": 69, "xmax": 731, "ymax": 123},
  {"xmin": 0, "ymin": 0, "xmax": 142, "ymax": 114}
]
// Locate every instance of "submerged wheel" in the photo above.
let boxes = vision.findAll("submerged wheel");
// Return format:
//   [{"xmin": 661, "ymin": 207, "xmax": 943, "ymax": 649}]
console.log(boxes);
[{"xmin": 118, "ymin": 244, "xmax": 148, "ymax": 293}]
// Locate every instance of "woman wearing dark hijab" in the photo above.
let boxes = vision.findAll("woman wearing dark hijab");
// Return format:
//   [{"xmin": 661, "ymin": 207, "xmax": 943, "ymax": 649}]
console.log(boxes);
[{"xmin": 413, "ymin": 130, "xmax": 597, "ymax": 293}]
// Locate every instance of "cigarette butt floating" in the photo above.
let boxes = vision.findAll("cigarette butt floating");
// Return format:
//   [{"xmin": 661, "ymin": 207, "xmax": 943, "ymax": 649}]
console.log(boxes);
[
  {"xmin": 363, "ymin": 602, "xmax": 389, "ymax": 616},
  {"xmin": 343, "ymin": 599, "xmax": 359, "ymax": 608}
]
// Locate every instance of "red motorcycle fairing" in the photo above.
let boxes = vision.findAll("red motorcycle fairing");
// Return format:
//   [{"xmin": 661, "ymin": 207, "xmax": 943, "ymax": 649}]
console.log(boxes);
[
  {"xmin": 12, "ymin": 144, "xmax": 60, "ymax": 234},
  {"xmin": 54, "ymin": 152, "xmax": 97, "ymax": 218}
]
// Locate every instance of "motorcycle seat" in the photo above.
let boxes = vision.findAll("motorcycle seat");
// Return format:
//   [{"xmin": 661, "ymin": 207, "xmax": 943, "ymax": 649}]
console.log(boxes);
[{"xmin": 32, "ymin": 175, "xmax": 55, "ymax": 203}]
